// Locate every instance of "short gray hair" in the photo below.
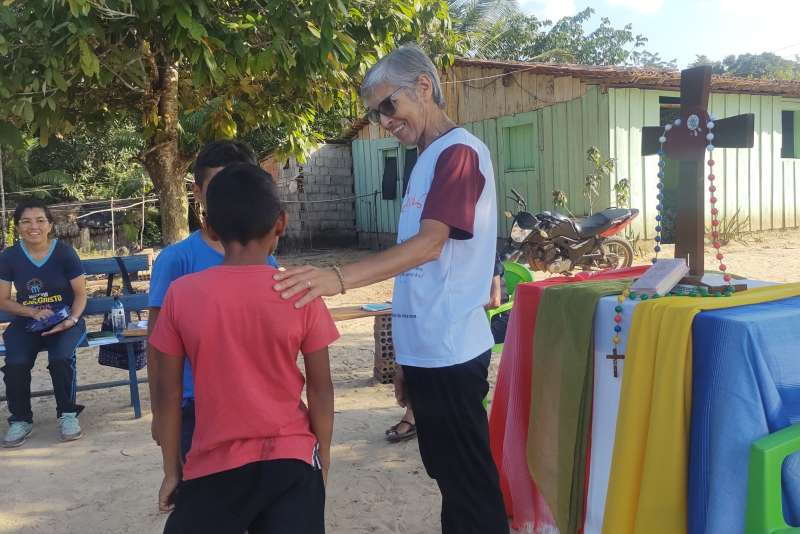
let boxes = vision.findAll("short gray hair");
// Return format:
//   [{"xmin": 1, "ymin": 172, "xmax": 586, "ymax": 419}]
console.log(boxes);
[{"xmin": 360, "ymin": 44, "xmax": 445, "ymax": 108}]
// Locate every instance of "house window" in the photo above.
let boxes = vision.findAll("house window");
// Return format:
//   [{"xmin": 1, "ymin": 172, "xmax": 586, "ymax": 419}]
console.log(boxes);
[
  {"xmin": 503, "ymin": 123, "xmax": 536, "ymax": 171},
  {"xmin": 782, "ymin": 110, "xmax": 800, "ymax": 159},
  {"xmin": 381, "ymin": 148, "xmax": 399, "ymax": 200}
]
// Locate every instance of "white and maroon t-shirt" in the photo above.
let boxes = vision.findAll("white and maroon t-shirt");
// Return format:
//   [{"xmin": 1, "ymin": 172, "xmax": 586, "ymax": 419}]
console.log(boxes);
[{"xmin": 393, "ymin": 128, "xmax": 497, "ymax": 368}]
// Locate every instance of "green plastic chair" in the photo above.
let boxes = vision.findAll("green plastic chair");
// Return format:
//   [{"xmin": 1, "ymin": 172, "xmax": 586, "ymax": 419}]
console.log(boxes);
[
  {"xmin": 503, "ymin": 261, "xmax": 535, "ymax": 299},
  {"xmin": 486, "ymin": 262, "xmax": 534, "ymax": 354},
  {"xmin": 482, "ymin": 262, "xmax": 533, "ymax": 410},
  {"xmin": 745, "ymin": 423, "xmax": 800, "ymax": 534}
]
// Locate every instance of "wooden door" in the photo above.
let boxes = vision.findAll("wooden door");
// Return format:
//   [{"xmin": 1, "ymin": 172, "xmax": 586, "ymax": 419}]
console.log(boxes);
[{"xmin": 498, "ymin": 112, "xmax": 540, "ymax": 236}]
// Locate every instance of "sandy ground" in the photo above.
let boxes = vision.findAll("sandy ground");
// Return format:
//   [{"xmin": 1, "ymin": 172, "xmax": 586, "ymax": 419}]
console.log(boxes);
[{"xmin": 1, "ymin": 230, "xmax": 799, "ymax": 534}]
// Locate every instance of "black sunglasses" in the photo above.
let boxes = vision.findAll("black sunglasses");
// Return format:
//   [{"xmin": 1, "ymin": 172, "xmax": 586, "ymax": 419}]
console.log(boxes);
[{"xmin": 366, "ymin": 87, "xmax": 405, "ymax": 124}]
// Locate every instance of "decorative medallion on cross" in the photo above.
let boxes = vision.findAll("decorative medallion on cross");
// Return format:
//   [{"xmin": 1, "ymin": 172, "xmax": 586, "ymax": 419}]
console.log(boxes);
[{"xmin": 642, "ymin": 66, "xmax": 755, "ymax": 285}]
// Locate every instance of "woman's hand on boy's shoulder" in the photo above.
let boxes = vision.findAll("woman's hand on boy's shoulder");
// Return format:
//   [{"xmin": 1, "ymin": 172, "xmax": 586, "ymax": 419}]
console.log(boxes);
[{"xmin": 273, "ymin": 265, "xmax": 340, "ymax": 308}]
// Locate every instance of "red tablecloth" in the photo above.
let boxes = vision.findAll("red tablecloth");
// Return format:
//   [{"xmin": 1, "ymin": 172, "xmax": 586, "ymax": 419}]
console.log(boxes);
[{"xmin": 488, "ymin": 267, "xmax": 648, "ymax": 532}]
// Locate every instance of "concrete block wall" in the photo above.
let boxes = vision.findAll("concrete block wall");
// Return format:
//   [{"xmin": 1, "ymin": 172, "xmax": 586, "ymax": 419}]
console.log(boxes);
[{"xmin": 266, "ymin": 143, "xmax": 358, "ymax": 251}]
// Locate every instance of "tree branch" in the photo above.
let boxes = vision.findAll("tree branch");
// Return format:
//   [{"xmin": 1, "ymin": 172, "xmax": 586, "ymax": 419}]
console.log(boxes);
[
  {"xmin": 86, "ymin": 0, "xmax": 137, "ymax": 19},
  {"xmin": 99, "ymin": 59, "xmax": 145, "ymax": 93},
  {"xmin": 140, "ymin": 140, "xmax": 172, "ymax": 159}
]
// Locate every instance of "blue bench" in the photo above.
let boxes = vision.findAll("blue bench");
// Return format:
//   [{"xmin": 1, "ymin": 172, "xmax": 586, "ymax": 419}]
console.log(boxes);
[{"xmin": 0, "ymin": 255, "xmax": 150, "ymax": 418}]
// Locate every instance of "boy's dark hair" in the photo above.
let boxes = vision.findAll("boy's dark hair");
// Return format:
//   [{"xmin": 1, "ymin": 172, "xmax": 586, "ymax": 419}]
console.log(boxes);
[
  {"xmin": 206, "ymin": 163, "xmax": 283, "ymax": 245},
  {"xmin": 13, "ymin": 199, "xmax": 55, "ymax": 226},
  {"xmin": 193, "ymin": 140, "xmax": 258, "ymax": 186}
]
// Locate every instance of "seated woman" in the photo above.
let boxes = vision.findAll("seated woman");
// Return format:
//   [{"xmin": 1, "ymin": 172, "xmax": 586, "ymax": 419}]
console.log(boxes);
[{"xmin": 0, "ymin": 199, "xmax": 87, "ymax": 448}]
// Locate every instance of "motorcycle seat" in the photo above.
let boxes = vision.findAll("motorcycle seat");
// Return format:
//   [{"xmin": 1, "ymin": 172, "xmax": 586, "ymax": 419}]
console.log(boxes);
[
  {"xmin": 541, "ymin": 211, "xmax": 570, "ymax": 222},
  {"xmin": 572, "ymin": 208, "xmax": 633, "ymax": 238}
]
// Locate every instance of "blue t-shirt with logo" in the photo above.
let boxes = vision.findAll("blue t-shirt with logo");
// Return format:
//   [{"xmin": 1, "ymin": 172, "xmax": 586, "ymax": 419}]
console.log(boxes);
[
  {"xmin": 148, "ymin": 231, "xmax": 278, "ymax": 399},
  {"xmin": 0, "ymin": 240, "xmax": 85, "ymax": 322}
]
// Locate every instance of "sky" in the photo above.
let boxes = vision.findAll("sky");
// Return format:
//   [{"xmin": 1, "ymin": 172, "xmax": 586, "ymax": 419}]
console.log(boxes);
[{"xmin": 517, "ymin": 0, "xmax": 800, "ymax": 67}]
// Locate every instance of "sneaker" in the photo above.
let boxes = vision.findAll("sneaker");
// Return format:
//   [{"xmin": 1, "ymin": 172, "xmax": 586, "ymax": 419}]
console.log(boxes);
[
  {"xmin": 58, "ymin": 413, "xmax": 82, "ymax": 442},
  {"xmin": 3, "ymin": 422, "xmax": 33, "ymax": 448}
]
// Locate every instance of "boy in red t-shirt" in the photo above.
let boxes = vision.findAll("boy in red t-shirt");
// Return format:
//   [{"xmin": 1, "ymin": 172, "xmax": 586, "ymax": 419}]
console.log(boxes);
[{"xmin": 149, "ymin": 163, "xmax": 339, "ymax": 534}]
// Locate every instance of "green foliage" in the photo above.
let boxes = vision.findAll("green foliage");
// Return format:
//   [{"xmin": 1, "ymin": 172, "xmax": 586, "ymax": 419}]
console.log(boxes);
[
  {"xmin": 1, "ymin": 136, "xmax": 73, "ymax": 199},
  {"xmin": 584, "ymin": 146, "xmax": 615, "ymax": 215},
  {"xmin": 630, "ymin": 50, "xmax": 677, "ymax": 70},
  {"xmin": 121, "ymin": 205, "xmax": 161, "ymax": 247},
  {"xmin": 705, "ymin": 208, "xmax": 751, "ymax": 246},
  {"xmin": 691, "ymin": 52, "xmax": 800, "ymax": 80},
  {"xmin": 0, "ymin": 120, "xmax": 24, "ymax": 148},
  {"xmin": 552, "ymin": 189, "xmax": 568, "ymax": 208},
  {"xmin": 449, "ymin": 0, "xmax": 519, "ymax": 33},
  {"xmin": 4, "ymin": 217, "xmax": 14, "ymax": 247},
  {"xmin": 0, "ymin": 0, "xmax": 459, "ymax": 159},
  {"xmin": 26, "ymin": 119, "xmax": 149, "ymax": 201},
  {"xmin": 240, "ymin": 96, "xmax": 359, "ymax": 159},
  {"xmin": 551, "ymin": 188, "xmax": 574, "ymax": 217},
  {"xmin": 0, "ymin": 0, "xmax": 460, "ymax": 242},
  {"xmin": 613, "ymin": 178, "xmax": 630, "ymax": 207},
  {"xmin": 474, "ymin": 7, "xmax": 652, "ymax": 65}
]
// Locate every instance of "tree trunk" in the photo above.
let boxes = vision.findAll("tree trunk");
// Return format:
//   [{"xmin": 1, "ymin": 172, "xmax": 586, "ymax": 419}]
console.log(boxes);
[
  {"xmin": 0, "ymin": 146, "xmax": 6, "ymax": 249},
  {"xmin": 156, "ymin": 169, "xmax": 189, "ymax": 244},
  {"xmin": 143, "ymin": 147, "xmax": 189, "ymax": 245},
  {"xmin": 141, "ymin": 46, "xmax": 190, "ymax": 245}
]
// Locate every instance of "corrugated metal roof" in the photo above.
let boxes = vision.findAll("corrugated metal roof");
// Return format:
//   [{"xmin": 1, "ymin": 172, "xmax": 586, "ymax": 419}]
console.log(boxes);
[
  {"xmin": 454, "ymin": 58, "xmax": 800, "ymax": 97},
  {"xmin": 261, "ymin": 58, "xmax": 800, "ymax": 154}
]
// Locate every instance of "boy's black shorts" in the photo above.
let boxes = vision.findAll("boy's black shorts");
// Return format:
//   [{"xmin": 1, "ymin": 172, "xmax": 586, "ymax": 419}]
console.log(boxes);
[{"xmin": 164, "ymin": 459, "xmax": 325, "ymax": 534}]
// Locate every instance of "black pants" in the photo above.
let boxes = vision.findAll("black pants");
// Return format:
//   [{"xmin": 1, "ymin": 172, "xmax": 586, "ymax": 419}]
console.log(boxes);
[
  {"xmin": 491, "ymin": 312, "xmax": 510, "ymax": 345},
  {"xmin": 164, "ymin": 459, "xmax": 325, "ymax": 534},
  {"xmin": 180, "ymin": 399, "xmax": 195, "ymax": 462},
  {"xmin": 403, "ymin": 351, "xmax": 509, "ymax": 534},
  {"xmin": 2, "ymin": 319, "xmax": 86, "ymax": 423}
]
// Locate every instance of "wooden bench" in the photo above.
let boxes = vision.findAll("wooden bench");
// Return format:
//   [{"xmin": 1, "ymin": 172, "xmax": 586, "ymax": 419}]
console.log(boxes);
[
  {"xmin": 329, "ymin": 305, "xmax": 392, "ymax": 322},
  {"xmin": 0, "ymin": 255, "xmax": 151, "ymax": 418}
]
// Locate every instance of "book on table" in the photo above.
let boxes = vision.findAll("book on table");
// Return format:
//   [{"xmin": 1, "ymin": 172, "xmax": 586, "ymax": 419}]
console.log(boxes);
[
  {"xmin": 361, "ymin": 303, "xmax": 392, "ymax": 312},
  {"xmin": 630, "ymin": 258, "xmax": 690, "ymax": 296},
  {"xmin": 86, "ymin": 331, "xmax": 119, "ymax": 346}
]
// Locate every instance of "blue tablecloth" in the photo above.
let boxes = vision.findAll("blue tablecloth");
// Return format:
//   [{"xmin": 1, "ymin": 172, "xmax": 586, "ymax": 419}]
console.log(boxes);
[{"xmin": 690, "ymin": 296, "xmax": 800, "ymax": 534}]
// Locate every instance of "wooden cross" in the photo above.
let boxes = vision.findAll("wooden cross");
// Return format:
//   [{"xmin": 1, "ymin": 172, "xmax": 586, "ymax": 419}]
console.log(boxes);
[
  {"xmin": 606, "ymin": 348, "xmax": 625, "ymax": 378},
  {"xmin": 642, "ymin": 66, "xmax": 755, "ymax": 279}
]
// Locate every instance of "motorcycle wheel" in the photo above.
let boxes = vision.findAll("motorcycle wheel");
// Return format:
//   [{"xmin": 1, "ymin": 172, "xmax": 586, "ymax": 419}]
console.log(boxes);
[{"xmin": 600, "ymin": 236, "xmax": 635, "ymax": 269}]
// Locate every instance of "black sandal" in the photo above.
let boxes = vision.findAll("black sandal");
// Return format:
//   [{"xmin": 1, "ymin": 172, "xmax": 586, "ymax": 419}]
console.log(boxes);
[{"xmin": 385, "ymin": 419, "xmax": 417, "ymax": 443}]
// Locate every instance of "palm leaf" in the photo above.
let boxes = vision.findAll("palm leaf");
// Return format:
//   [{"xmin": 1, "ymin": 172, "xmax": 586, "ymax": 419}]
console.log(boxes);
[
  {"xmin": 450, "ymin": 0, "xmax": 520, "ymax": 33},
  {"xmin": 27, "ymin": 169, "xmax": 72, "ymax": 186}
]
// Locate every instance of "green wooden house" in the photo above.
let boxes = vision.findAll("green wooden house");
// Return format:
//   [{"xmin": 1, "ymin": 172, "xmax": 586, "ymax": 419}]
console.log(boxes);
[{"xmin": 350, "ymin": 59, "xmax": 800, "ymax": 246}]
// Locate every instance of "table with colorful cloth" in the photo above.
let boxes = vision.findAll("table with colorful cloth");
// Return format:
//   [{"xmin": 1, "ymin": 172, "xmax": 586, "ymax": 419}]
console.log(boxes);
[{"xmin": 488, "ymin": 270, "xmax": 800, "ymax": 534}]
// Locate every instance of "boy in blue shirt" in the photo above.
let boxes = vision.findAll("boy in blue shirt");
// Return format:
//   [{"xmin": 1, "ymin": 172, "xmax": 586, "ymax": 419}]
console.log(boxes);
[{"xmin": 147, "ymin": 140, "xmax": 278, "ymax": 456}]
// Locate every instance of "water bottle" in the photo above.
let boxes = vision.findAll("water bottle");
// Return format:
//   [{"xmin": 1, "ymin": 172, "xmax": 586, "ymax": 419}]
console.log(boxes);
[{"xmin": 111, "ymin": 297, "xmax": 126, "ymax": 334}]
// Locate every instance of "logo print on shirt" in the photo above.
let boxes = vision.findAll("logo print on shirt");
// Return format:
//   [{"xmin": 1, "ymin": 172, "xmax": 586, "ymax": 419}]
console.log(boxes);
[
  {"xmin": 27, "ymin": 278, "xmax": 44, "ymax": 295},
  {"xmin": 402, "ymin": 193, "xmax": 426, "ymax": 211}
]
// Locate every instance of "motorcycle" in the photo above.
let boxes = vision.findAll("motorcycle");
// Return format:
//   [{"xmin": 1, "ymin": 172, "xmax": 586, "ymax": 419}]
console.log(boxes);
[{"xmin": 503, "ymin": 188, "xmax": 638, "ymax": 274}]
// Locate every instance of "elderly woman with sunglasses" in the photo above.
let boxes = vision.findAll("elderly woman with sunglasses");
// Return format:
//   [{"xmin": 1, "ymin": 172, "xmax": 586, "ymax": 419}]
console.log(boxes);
[{"xmin": 274, "ymin": 44, "xmax": 508, "ymax": 534}]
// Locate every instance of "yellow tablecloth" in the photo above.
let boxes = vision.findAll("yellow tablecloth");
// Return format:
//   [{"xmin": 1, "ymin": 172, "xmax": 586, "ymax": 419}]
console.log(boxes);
[{"xmin": 603, "ymin": 283, "xmax": 800, "ymax": 534}]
